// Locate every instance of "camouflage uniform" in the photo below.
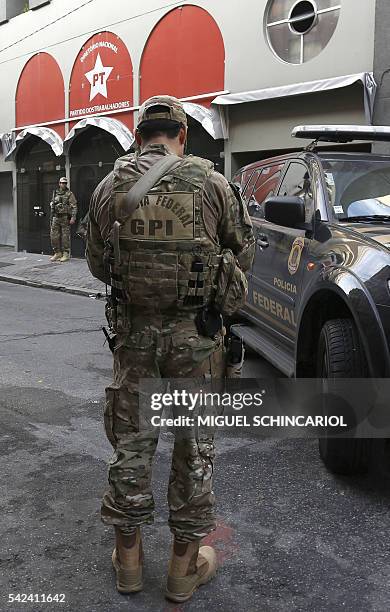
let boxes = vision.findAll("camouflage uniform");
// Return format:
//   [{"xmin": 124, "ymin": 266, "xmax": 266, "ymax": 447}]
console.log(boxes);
[
  {"xmin": 50, "ymin": 188, "xmax": 77, "ymax": 254},
  {"xmin": 87, "ymin": 138, "xmax": 254, "ymax": 542}
]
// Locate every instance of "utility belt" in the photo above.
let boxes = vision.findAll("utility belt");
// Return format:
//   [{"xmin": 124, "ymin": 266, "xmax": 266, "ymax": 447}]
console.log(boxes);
[
  {"xmin": 103, "ymin": 287, "xmax": 245, "ymax": 380},
  {"xmin": 103, "ymin": 243, "xmax": 246, "ymax": 379}
]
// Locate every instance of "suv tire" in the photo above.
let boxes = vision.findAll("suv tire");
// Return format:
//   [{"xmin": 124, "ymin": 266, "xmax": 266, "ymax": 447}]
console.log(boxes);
[{"xmin": 317, "ymin": 318, "xmax": 372, "ymax": 475}]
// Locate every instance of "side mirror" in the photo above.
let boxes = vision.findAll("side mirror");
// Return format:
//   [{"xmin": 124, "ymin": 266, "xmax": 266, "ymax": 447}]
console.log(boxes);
[{"xmin": 264, "ymin": 196, "xmax": 305, "ymax": 229}]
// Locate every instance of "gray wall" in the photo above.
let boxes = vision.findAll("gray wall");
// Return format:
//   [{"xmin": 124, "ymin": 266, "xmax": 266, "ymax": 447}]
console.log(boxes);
[
  {"xmin": 225, "ymin": 84, "xmax": 367, "ymax": 177},
  {"xmin": 229, "ymin": 85, "xmax": 366, "ymax": 153},
  {"xmin": 0, "ymin": 172, "xmax": 14, "ymax": 245}
]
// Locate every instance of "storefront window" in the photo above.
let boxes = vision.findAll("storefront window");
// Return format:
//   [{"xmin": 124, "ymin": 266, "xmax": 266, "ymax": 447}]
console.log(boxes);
[{"xmin": 265, "ymin": 0, "xmax": 341, "ymax": 64}]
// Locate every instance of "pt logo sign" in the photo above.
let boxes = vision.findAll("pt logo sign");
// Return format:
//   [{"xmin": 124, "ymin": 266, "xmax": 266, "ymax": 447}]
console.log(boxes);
[
  {"xmin": 69, "ymin": 31, "xmax": 134, "ymax": 130},
  {"xmin": 85, "ymin": 53, "xmax": 113, "ymax": 101}
]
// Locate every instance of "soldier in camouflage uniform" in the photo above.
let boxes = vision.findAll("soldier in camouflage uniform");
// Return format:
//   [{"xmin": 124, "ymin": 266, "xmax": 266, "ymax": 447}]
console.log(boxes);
[
  {"xmin": 87, "ymin": 96, "xmax": 255, "ymax": 602},
  {"xmin": 50, "ymin": 177, "xmax": 78, "ymax": 262}
]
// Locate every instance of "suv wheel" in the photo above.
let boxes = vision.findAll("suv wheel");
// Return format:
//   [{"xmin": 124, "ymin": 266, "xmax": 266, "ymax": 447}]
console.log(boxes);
[{"xmin": 317, "ymin": 318, "xmax": 372, "ymax": 475}]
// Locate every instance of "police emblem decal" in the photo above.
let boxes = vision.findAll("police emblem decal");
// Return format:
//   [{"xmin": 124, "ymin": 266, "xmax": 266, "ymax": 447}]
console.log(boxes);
[{"xmin": 288, "ymin": 237, "xmax": 305, "ymax": 275}]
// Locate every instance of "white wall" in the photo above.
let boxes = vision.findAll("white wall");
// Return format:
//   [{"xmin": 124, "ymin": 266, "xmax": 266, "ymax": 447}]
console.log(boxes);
[
  {"xmin": 0, "ymin": 0, "xmax": 377, "ymax": 137},
  {"xmin": 0, "ymin": 0, "xmax": 377, "ymax": 242},
  {"xmin": 215, "ymin": 0, "xmax": 376, "ymax": 93}
]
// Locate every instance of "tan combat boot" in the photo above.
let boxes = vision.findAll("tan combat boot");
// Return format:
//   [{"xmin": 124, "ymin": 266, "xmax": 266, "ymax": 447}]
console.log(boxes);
[
  {"xmin": 59, "ymin": 251, "xmax": 70, "ymax": 262},
  {"xmin": 165, "ymin": 539, "xmax": 217, "ymax": 603},
  {"xmin": 50, "ymin": 252, "xmax": 62, "ymax": 262},
  {"xmin": 112, "ymin": 528, "xmax": 143, "ymax": 593}
]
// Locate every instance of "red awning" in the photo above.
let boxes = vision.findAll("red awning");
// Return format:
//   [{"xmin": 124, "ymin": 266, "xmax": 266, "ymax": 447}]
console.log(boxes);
[
  {"xmin": 140, "ymin": 6, "xmax": 225, "ymax": 106},
  {"xmin": 69, "ymin": 31, "xmax": 134, "ymax": 131},
  {"xmin": 16, "ymin": 52, "xmax": 65, "ymax": 139}
]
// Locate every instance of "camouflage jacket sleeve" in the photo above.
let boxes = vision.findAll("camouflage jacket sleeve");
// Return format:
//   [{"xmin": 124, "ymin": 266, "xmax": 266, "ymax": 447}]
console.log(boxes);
[
  {"xmin": 204, "ymin": 172, "xmax": 255, "ymax": 272},
  {"xmin": 86, "ymin": 173, "xmax": 113, "ymax": 285},
  {"xmin": 69, "ymin": 191, "xmax": 78, "ymax": 221}
]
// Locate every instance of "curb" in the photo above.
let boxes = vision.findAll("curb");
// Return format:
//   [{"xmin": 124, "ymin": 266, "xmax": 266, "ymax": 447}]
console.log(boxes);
[{"xmin": 0, "ymin": 274, "xmax": 104, "ymax": 299}]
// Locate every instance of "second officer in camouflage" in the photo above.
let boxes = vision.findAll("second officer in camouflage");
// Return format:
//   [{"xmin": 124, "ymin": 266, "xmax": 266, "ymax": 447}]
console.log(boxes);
[
  {"xmin": 50, "ymin": 177, "xmax": 78, "ymax": 262},
  {"xmin": 87, "ymin": 95, "xmax": 255, "ymax": 602}
]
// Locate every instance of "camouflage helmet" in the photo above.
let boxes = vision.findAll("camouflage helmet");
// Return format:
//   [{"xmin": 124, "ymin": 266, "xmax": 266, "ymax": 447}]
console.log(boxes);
[{"xmin": 137, "ymin": 95, "xmax": 187, "ymax": 129}]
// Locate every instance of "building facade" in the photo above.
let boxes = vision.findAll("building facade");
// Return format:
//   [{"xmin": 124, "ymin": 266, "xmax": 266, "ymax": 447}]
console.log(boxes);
[{"xmin": 0, "ymin": 0, "xmax": 379, "ymax": 252}]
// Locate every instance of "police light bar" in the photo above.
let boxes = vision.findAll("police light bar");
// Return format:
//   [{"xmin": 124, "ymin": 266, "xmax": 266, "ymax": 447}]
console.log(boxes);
[{"xmin": 292, "ymin": 125, "xmax": 390, "ymax": 143}]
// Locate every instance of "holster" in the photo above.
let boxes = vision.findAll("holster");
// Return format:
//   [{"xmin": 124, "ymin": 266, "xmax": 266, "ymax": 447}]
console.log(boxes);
[
  {"xmin": 105, "ymin": 295, "xmax": 118, "ymax": 332},
  {"xmin": 225, "ymin": 335, "xmax": 245, "ymax": 378},
  {"xmin": 194, "ymin": 306, "xmax": 223, "ymax": 339},
  {"xmin": 102, "ymin": 327, "xmax": 116, "ymax": 354}
]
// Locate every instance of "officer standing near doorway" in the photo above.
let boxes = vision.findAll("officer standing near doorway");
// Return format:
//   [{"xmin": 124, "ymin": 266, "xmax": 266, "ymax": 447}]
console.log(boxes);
[
  {"xmin": 50, "ymin": 177, "xmax": 78, "ymax": 262},
  {"xmin": 87, "ymin": 95, "xmax": 254, "ymax": 602}
]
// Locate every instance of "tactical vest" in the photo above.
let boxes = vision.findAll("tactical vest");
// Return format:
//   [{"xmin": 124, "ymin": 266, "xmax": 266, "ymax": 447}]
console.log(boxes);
[
  {"xmin": 107, "ymin": 153, "xmax": 222, "ymax": 313},
  {"xmin": 53, "ymin": 189, "xmax": 71, "ymax": 216}
]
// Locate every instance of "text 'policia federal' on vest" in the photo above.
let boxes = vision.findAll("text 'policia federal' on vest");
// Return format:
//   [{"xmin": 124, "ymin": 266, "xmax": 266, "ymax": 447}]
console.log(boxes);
[{"xmin": 127, "ymin": 192, "xmax": 195, "ymax": 239}]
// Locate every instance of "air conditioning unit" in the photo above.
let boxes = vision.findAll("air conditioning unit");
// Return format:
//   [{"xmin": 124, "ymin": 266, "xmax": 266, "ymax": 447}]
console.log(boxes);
[{"xmin": 0, "ymin": 0, "xmax": 26, "ymax": 23}]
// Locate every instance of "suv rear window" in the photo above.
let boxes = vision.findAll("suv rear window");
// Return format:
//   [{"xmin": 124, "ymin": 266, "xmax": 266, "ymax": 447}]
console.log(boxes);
[
  {"xmin": 246, "ymin": 163, "xmax": 285, "ymax": 217},
  {"xmin": 278, "ymin": 161, "xmax": 314, "ymax": 222},
  {"xmin": 243, "ymin": 169, "xmax": 262, "ymax": 201},
  {"xmin": 254, "ymin": 164, "xmax": 285, "ymax": 203},
  {"xmin": 232, "ymin": 167, "xmax": 258, "ymax": 194}
]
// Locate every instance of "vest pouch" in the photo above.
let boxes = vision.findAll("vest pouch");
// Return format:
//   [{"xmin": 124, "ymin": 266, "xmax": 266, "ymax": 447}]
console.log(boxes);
[
  {"xmin": 213, "ymin": 249, "xmax": 248, "ymax": 317},
  {"xmin": 124, "ymin": 250, "xmax": 179, "ymax": 310},
  {"xmin": 177, "ymin": 253, "xmax": 219, "ymax": 308}
]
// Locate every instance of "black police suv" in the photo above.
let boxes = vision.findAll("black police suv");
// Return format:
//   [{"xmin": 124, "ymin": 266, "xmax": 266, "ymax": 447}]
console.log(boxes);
[{"xmin": 231, "ymin": 125, "xmax": 390, "ymax": 475}]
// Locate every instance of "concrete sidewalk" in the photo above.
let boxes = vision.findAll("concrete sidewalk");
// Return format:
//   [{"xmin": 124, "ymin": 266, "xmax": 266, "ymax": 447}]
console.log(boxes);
[{"xmin": 0, "ymin": 247, "xmax": 105, "ymax": 297}]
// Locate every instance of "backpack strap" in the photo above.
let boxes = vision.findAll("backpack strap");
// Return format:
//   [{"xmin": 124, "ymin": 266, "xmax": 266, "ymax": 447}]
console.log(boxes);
[
  {"xmin": 119, "ymin": 154, "xmax": 182, "ymax": 220},
  {"xmin": 112, "ymin": 154, "xmax": 182, "ymax": 265}
]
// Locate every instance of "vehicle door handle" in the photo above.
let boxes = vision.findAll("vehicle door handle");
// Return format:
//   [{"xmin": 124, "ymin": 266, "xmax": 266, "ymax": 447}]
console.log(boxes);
[{"xmin": 256, "ymin": 234, "xmax": 269, "ymax": 249}]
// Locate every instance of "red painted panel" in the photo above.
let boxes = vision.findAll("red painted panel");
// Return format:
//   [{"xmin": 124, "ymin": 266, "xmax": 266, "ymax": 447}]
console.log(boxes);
[
  {"xmin": 69, "ymin": 31, "xmax": 134, "ymax": 130},
  {"xmin": 16, "ymin": 52, "xmax": 65, "ymax": 138},
  {"xmin": 140, "ymin": 6, "xmax": 225, "ymax": 106}
]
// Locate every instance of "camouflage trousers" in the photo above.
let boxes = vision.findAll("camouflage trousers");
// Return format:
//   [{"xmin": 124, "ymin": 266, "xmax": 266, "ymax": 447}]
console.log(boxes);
[
  {"xmin": 50, "ymin": 215, "xmax": 70, "ymax": 253},
  {"xmin": 101, "ymin": 312, "xmax": 225, "ymax": 542}
]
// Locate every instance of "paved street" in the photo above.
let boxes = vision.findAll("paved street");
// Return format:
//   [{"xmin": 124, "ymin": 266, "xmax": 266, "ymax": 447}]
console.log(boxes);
[{"xmin": 1, "ymin": 282, "xmax": 390, "ymax": 612}]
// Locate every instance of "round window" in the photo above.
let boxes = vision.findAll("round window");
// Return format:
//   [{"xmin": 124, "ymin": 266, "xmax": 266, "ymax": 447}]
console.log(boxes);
[
  {"xmin": 289, "ymin": 1, "xmax": 317, "ymax": 34},
  {"xmin": 265, "ymin": 0, "xmax": 341, "ymax": 64}
]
